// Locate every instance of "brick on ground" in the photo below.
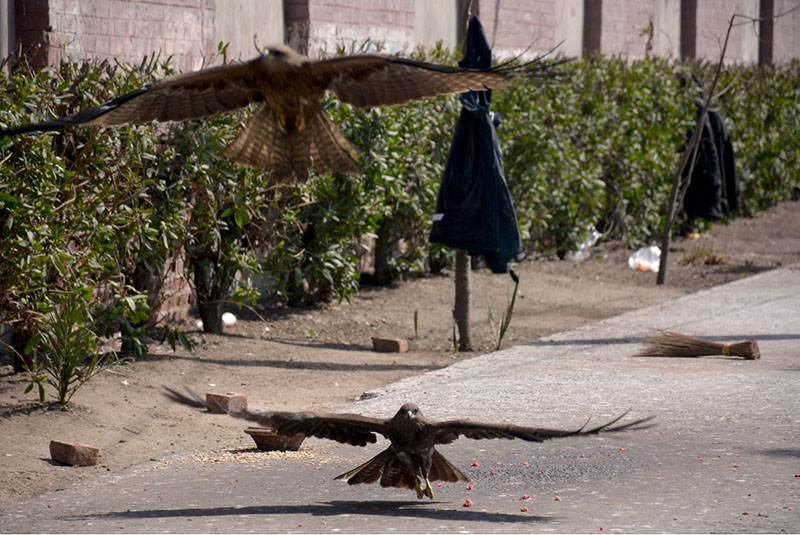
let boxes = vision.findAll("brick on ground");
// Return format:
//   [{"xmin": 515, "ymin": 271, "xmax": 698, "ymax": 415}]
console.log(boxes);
[
  {"xmin": 205, "ymin": 392, "xmax": 247, "ymax": 413},
  {"xmin": 49, "ymin": 440, "xmax": 99, "ymax": 466},
  {"xmin": 371, "ymin": 337, "xmax": 408, "ymax": 353}
]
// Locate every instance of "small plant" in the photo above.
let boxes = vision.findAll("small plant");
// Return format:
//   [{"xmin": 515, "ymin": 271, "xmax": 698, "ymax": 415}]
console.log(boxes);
[
  {"xmin": 300, "ymin": 328, "xmax": 320, "ymax": 339},
  {"xmin": 682, "ymin": 245, "xmax": 728, "ymax": 266},
  {"xmin": 486, "ymin": 296, "xmax": 497, "ymax": 346},
  {"xmin": 486, "ymin": 277, "xmax": 520, "ymax": 352},
  {"xmin": 451, "ymin": 309, "xmax": 459, "ymax": 353},
  {"xmin": 24, "ymin": 293, "xmax": 116, "ymax": 404},
  {"xmin": 413, "ymin": 309, "xmax": 419, "ymax": 339}
]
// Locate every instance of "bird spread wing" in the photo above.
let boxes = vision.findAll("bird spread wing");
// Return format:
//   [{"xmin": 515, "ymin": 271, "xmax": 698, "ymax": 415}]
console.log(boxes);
[
  {"xmin": 431, "ymin": 413, "xmax": 655, "ymax": 445},
  {"xmin": 0, "ymin": 59, "xmax": 263, "ymax": 136},
  {"xmin": 314, "ymin": 52, "xmax": 571, "ymax": 108},
  {"xmin": 313, "ymin": 55, "xmax": 512, "ymax": 108},
  {"xmin": 164, "ymin": 386, "xmax": 387, "ymax": 447}
]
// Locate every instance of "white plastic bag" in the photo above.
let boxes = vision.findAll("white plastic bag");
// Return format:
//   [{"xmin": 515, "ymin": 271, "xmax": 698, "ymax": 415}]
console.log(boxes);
[
  {"xmin": 628, "ymin": 246, "xmax": 661, "ymax": 272},
  {"xmin": 565, "ymin": 227, "xmax": 603, "ymax": 261}
]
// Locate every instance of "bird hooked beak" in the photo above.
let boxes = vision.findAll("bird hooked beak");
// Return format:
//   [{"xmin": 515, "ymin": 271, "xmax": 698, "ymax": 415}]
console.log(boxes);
[{"xmin": 406, "ymin": 410, "xmax": 416, "ymax": 420}]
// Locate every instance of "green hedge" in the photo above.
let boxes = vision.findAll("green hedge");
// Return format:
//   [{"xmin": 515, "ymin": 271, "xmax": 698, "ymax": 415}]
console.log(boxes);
[
  {"xmin": 0, "ymin": 56, "xmax": 168, "ymax": 354},
  {"xmin": 697, "ymin": 61, "xmax": 800, "ymax": 216},
  {"xmin": 1, "ymin": 51, "xmax": 798, "ymax": 349},
  {"xmin": 496, "ymin": 55, "xmax": 694, "ymax": 252}
]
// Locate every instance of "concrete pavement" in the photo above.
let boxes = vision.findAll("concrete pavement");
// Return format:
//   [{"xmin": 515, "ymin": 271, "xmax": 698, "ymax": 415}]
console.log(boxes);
[{"xmin": 1, "ymin": 265, "xmax": 798, "ymax": 533}]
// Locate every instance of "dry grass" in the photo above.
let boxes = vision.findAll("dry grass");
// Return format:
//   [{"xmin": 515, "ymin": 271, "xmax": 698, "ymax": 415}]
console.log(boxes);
[{"xmin": 682, "ymin": 245, "xmax": 728, "ymax": 266}]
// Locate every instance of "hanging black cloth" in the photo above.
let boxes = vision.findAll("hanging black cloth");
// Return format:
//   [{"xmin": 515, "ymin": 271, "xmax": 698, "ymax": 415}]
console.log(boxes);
[
  {"xmin": 681, "ymin": 74, "xmax": 740, "ymax": 221},
  {"xmin": 429, "ymin": 17, "xmax": 523, "ymax": 275}
]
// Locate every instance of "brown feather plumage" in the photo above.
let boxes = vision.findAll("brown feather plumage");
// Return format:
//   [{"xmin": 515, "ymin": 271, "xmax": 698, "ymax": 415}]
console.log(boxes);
[
  {"xmin": 164, "ymin": 386, "xmax": 652, "ymax": 499},
  {"xmin": 1, "ymin": 44, "xmax": 568, "ymax": 180},
  {"xmin": 428, "ymin": 450, "xmax": 469, "ymax": 482}
]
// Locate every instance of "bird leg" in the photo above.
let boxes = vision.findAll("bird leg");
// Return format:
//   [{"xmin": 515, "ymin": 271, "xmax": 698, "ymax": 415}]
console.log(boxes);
[
  {"xmin": 414, "ymin": 476, "xmax": 434, "ymax": 499},
  {"xmin": 422, "ymin": 477, "xmax": 435, "ymax": 499},
  {"xmin": 275, "ymin": 110, "xmax": 287, "ymax": 132}
]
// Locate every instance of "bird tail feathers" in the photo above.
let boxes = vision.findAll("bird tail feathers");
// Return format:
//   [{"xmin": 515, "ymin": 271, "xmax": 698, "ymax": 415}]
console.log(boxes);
[
  {"xmin": 307, "ymin": 110, "xmax": 359, "ymax": 176},
  {"xmin": 428, "ymin": 449, "xmax": 469, "ymax": 482},
  {"xmin": 224, "ymin": 105, "xmax": 357, "ymax": 180},
  {"xmin": 334, "ymin": 447, "xmax": 416, "ymax": 490},
  {"xmin": 335, "ymin": 447, "xmax": 396, "ymax": 484},
  {"xmin": 224, "ymin": 105, "xmax": 304, "ymax": 179},
  {"xmin": 334, "ymin": 446, "xmax": 467, "ymax": 490}
]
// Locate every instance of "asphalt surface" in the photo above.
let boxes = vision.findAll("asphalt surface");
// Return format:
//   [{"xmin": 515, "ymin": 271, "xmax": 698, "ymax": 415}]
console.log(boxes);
[{"xmin": 1, "ymin": 265, "xmax": 798, "ymax": 533}]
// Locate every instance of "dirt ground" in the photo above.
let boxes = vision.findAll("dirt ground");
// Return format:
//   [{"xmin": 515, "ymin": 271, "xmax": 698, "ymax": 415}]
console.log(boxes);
[{"xmin": 0, "ymin": 200, "xmax": 797, "ymax": 507}]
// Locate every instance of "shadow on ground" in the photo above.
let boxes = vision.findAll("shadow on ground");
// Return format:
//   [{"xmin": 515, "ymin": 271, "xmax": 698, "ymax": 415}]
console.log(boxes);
[{"xmin": 65, "ymin": 499, "xmax": 549, "ymax": 524}]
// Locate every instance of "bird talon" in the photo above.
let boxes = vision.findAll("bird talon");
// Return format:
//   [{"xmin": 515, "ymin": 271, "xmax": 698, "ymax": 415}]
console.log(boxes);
[
  {"xmin": 297, "ymin": 104, "xmax": 306, "ymax": 132},
  {"xmin": 415, "ymin": 484, "xmax": 425, "ymax": 499}
]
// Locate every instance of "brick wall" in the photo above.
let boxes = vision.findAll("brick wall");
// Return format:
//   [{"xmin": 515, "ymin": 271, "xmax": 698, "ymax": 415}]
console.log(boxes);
[
  {"xmin": 12, "ymin": 1, "xmax": 800, "ymax": 67},
  {"xmin": 16, "ymin": 0, "xmax": 215, "ymax": 71},
  {"xmin": 772, "ymin": 0, "xmax": 800, "ymax": 64},
  {"xmin": 693, "ymin": 0, "xmax": 759, "ymax": 63},
  {"xmin": 600, "ymin": 0, "xmax": 654, "ymax": 58},
  {"xmin": 304, "ymin": 0, "xmax": 414, "ymax": 55},
  {"xmin": 480, "ymin": 0, "xmax": 559, "ymax": 56},
  {"xmin": 213, "ymin": 0, "xmax": 284, "ymax": 62}
]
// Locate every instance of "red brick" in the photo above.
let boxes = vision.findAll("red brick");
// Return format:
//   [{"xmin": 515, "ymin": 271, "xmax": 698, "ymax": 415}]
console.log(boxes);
[
  {"xmin": 49, "ymin": 440, "xmax": 99, "ymax": 466},
  {"xmin": 205, "ymin": 392, "xmax": 247, "ymax": 414},
  {"xmin": 371, "ymin": 337, "xmax": 408, "ymax": 353}
]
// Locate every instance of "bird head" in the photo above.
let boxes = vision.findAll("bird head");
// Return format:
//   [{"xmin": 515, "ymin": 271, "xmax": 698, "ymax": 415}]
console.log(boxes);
[
  {"xmin": 262, "ymin": 44, "xmax": 306, "ymax": 66},
  {"xmin": 397, "ymin": 402, "xmax": 422, "ymax": 421}
]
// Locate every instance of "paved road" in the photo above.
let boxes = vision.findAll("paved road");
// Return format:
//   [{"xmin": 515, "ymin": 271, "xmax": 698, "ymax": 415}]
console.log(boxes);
[{"xmin": 1, "ymin": 265, "xmax": 798, "ymax": 533}]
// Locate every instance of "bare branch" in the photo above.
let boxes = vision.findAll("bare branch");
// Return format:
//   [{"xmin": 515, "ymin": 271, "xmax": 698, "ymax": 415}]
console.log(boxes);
[{"xmin": 730, "ymin": 3, "xmax": 800, "ymax": 27}]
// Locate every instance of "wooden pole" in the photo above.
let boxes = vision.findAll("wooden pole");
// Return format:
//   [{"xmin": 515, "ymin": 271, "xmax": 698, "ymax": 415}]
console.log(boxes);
[
  {"xmin": 451, "ymin": 10, "xmax": 475, "ymax": 352},
  {"xmin": 454, "ymin": 249, "xmax": 472, "ymax": 351}
]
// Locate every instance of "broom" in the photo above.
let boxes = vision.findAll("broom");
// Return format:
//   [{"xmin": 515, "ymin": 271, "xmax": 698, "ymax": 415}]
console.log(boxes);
[{"xmin": 636, "ymin": 330, "xmax": 760, "ymax": 360}]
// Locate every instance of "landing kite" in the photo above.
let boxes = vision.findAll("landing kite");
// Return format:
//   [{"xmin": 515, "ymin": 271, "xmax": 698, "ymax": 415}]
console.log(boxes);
[{"xmin": 165, "ymin": 386, "xmax": 652, "ymax": 499}]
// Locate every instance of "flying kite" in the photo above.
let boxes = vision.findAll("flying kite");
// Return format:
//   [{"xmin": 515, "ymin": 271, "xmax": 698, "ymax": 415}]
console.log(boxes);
[
  {"xmin": 0, "ymin": 44, "xmax": 566, "ymax": 180},
  {"xmin": 165, "ymin": 386, "xmax": 652, "ymax": 499}
]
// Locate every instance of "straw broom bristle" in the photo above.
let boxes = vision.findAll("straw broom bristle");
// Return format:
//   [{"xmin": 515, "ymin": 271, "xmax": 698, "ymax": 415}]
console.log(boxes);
[{"xmin": 636, "ymin": 331, "xmax": 760, "ymax": 360}]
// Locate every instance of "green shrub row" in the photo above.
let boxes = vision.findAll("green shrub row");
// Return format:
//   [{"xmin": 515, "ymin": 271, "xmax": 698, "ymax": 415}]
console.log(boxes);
[
  {"xmin": 1, "ymin": 49, "xmax": 798, "ymax": 376},
  {"xmin": 496, "ymin": 55, "xmax": 800, "ymax": 252}
]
